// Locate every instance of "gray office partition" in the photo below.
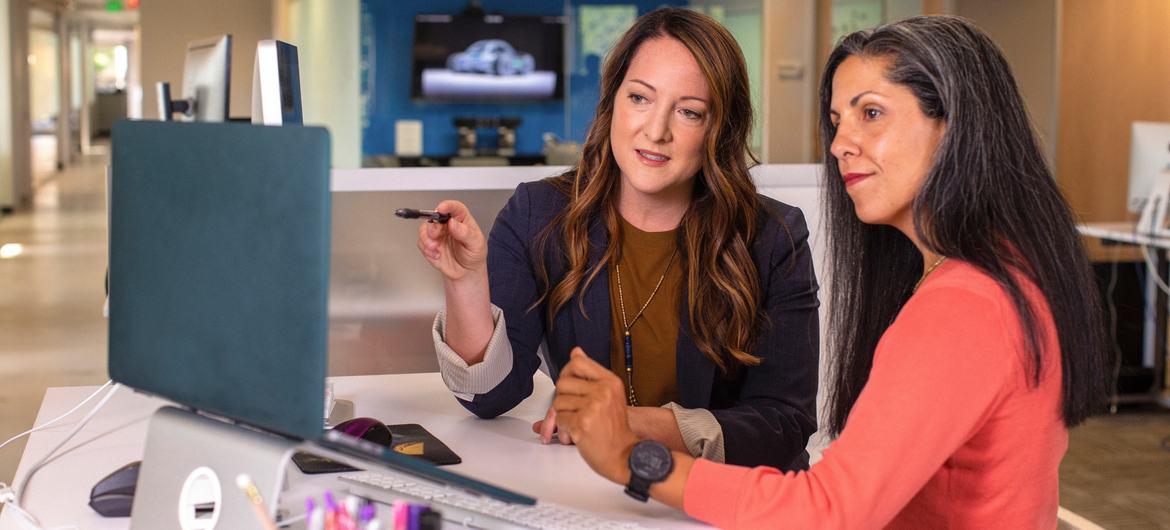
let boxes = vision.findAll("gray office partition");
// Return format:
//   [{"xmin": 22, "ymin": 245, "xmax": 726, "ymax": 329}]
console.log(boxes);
[{"xmin": 328, "ymin": 167, "xmax": 566, "ymax": 376}]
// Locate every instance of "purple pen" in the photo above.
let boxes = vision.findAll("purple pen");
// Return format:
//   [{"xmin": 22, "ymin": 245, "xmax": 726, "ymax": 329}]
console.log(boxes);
[
  {"xmin": 306, "ymin": 496, "xmax": 325, "ymax": 530},
  {"xmin": 359, "ymin": 504, "xmax": 376, "ymax": 524},
  {"xmin": 324, "ymin": 491, "xmax": 341, "ymax": 530},
  {"xmin": 408, "ymin": 504, "xmax": 427, "ymax": 530}
]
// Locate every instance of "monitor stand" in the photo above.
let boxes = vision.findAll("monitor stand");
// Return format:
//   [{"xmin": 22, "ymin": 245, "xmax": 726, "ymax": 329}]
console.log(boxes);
[
  {"xmin": 155, "ymin": 82, "xmax": 194, "ymax": 122},
  {"xmin": 130, "ymin": 406, "xmax": 296, "ymax": 529},
  {"xmin": 1137, "ymin": 169, "xmax": 1170, "ymax": 236}
]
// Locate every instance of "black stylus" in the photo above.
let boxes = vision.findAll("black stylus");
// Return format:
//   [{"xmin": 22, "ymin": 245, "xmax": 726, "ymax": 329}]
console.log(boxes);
[{"xmin": 395, "ymin": 208, "xmax": 451, "ymax": 223}]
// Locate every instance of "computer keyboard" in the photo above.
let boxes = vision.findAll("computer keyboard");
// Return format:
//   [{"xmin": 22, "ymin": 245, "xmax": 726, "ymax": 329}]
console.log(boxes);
[{"xmin": 339, "ymin": 470, "xmax": 655, "ymax": 530}]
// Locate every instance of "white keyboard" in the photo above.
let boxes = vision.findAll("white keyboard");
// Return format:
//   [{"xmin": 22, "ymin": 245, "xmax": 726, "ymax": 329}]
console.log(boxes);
[{"xmin": 339, "ymin": 471, "xmax": 655, "ymax": 530}]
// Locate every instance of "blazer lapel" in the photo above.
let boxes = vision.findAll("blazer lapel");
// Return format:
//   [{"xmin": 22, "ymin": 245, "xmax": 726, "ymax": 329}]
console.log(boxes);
[
  {"xmin": 675, "ymin": 297, "xmax": 714, "ymax": 408},
  {"xmin": 570, "ymin": 218, "xmax": 612, "ymax": 367}
]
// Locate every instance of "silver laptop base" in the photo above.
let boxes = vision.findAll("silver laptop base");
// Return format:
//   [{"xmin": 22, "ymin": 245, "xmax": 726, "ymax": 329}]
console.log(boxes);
[{"xmin": 130, "ymin": 406, "xmax": 295, "ymax": 529}]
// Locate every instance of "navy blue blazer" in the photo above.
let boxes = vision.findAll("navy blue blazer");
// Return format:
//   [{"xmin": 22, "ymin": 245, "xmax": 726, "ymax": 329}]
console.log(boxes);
[{"xmin": 460, "ymin": 179, "xmax": 820, "ymax": 470}]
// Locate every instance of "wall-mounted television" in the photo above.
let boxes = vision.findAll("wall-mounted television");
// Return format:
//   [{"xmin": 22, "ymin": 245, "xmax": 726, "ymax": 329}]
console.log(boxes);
[{"xmin": 411, "ymin": 13, "xmax": 565, "ymax": 101}]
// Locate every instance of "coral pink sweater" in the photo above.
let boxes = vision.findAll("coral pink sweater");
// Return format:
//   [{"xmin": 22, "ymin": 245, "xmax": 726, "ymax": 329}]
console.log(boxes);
[{"xmin": 683, "ymin": 260, "xmax": 1067, "ymax": 529}]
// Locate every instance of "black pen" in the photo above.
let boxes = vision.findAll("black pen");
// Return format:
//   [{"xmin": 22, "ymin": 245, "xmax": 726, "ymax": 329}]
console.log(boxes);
[{"xmin": 395, "ymin": 208, "xmax": 451, "ymax": 223}]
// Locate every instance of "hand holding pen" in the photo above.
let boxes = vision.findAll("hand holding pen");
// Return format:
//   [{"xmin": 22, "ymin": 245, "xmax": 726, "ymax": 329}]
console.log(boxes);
[
  {"xmin": 407, "ymin": 200, "xmax": 494, "ymax": 365},
  {"xmin": 410, "ymin": 201, "xmax": 488, "ymax": 283}
]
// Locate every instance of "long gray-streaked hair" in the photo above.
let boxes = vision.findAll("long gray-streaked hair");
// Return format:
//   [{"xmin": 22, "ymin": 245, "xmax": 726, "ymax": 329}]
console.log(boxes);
[{"xmin": 819, "ymin": 16, "xmax": 1109, "ymax": 435}]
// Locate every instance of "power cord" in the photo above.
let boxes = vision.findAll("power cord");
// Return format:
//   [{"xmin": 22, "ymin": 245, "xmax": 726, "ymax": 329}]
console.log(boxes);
[
  {"xmin": 0, "ymin": 381, "xmax": 120, "ymax": 530},
  {"xmin": 0, "ymin": 381, "xmax": 112, "ymax": 453},
  {"xmin": 0, "ymin": 490, "xmax": 57, "ymax": 530},
  {"xmin": 1139, "ymin": 243, "xmax": 1170, "ymax": 296},
  {"xmin": 1104, "ymin": 247, "xmax": 1124, "ymax": 414}
]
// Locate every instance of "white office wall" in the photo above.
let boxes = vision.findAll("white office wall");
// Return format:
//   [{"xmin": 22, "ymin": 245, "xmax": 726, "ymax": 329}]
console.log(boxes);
[
  {"xmin": 1, "ymin": 0, "xmax": 32, "ymax": 209},
  {"xmin": 70, "ymin": 31, "xmax": 82, "ymax": 111},
  {"xmin": 0, "ymin": 0, "xmax": 12, "ymax": 208},
  {"xmin": 78, "ymin": 20, "xmax": 92, "ymax": 154},
  {"xmin": 126, "ymin": 26, "xmax": 141, "ymax": 120},
  {"xmin": 139, "ymin": 0, "xmax": 273, "ymax": 121},
  {"xmin": 276, "ymin": 0, "xmax": 361, "ymax": 169},
  {"xmin": 29, "ymin": 26, "xmax": 59, "ymax": 126},
  {"xmin": 762, "ymin": 0, "xmax": 816, "ymax": 163}
]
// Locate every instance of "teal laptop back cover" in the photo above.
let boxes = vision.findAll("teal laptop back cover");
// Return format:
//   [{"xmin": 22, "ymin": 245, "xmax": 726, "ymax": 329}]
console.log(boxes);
[{"xmin": 109, "ymin": 120, "xmax": 330, "ymax": 440}]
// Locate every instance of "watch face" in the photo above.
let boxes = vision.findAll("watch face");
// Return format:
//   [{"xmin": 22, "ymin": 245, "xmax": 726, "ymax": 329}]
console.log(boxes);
[{"xmin": 630, "ymin": 441, "xmax": 672, "ymax": 481}]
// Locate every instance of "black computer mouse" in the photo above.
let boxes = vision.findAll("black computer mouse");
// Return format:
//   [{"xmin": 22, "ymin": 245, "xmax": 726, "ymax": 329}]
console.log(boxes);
[
  {"xmin": 333, "ymin": 417, "xmax": 393, "ymax": 448},
  {"xmin": 89, "ymin": 460, "xmax": 140, "ymax": 517}
]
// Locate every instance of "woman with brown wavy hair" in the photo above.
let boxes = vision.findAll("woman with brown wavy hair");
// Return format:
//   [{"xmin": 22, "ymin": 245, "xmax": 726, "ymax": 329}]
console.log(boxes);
[{"xmin": 413, "ymin": 7, "xmax": 819, "ymax": 469}]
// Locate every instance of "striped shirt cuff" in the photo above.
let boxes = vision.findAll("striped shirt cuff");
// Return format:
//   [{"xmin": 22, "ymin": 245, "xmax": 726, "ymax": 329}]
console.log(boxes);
[
  {"xmin": 433, "ymin": 304, "xmax": 513, "ymax": 400},
  {"xmin": 663, "ymin": 402, "xmax": 726, "ymax": 463}
]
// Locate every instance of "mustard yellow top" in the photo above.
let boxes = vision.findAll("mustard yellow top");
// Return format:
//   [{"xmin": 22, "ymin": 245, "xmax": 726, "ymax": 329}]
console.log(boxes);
[{"xmin": 607, "ymin": 217, "xmax": 682, "ymax": 407}]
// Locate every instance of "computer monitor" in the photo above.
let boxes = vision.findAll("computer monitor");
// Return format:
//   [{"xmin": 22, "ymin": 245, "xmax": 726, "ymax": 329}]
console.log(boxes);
[
  {"xmin": 156, "ymin": 35, "xmax": 232, "ymax": 122},
  {"xmin": 1127, "ymin": 121, "xmax": 1170, "ymax": 214},
  {"xmin": 252, "ymin": 40, "xmax": 302, "ymax": 126}
]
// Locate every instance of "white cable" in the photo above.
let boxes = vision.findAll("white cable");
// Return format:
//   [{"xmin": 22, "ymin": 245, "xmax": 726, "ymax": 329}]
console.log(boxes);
[
  {"xmin": 0, "ymin": 380, "xmax": 113, "ymax": 454},
  {"xmin": 1105, "ymin": 249, "xmax": 1123, "ymax": 414},
  {"xmin": 1139, "ymin": 244, "xmax": 1170, "ymax": 295},
  {"xmin": 0, "ymin": 383, "xmax": 121, "ymax": 530},
  {"xmin": 0, "ymin": 495, "xmax": 50, "ymax": 530},
  {"xmin": 1135, "ymin": 208, "xmax": 1170, "ymax": 295},
  {"xmin": 17, "ymin": 383, "xmax": 121, "ymax": 503},
  {"xmin": 0, "ymin": 381, "xmax": 113, "ymax": 529}
]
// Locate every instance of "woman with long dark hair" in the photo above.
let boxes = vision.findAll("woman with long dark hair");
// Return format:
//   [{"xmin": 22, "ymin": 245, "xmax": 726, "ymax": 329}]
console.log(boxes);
[
  {"xmin": 413, "ymin": 7, "xmax": 820, "ymax": 470},
  {"xmin": 551, "ymin": 15, "xmax": 1110, "ymax": 528}
]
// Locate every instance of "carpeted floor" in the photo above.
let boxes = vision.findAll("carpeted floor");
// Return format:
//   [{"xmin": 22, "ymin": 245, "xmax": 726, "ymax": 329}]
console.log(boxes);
[{"xmin": 1060, "ymin": 404, "xmax": 1170, "ymax": 529}]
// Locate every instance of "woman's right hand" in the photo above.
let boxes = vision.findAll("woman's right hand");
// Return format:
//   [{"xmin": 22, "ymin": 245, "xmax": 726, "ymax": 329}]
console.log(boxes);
[
  {"xmin": 416, "ymin": 200, "xmax": 487, "ymax": 282},
  {"xmin": 532, "ymin": 404, "xmax": 574, "ymax": 445}
]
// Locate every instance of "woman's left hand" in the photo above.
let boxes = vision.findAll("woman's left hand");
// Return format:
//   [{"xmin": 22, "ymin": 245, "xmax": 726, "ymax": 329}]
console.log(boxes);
[{"xmin": 553, "ymin": 348, "xmax": 640, "ymax": 485}]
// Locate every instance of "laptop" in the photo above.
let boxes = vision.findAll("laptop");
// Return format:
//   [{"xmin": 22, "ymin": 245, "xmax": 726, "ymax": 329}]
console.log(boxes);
[
  {"xmin": 109, "ymin": 120, "xmax": 332, "ymax": 440},
  {"xmin": 108, "ymin": 121, "xmax": 534, "ymax": 515}
]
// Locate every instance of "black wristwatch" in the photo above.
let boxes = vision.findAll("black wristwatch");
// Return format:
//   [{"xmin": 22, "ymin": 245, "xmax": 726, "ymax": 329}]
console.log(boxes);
[{"xmin": 624, "ymin": 440, "xmax": 674, "ymax": 502}]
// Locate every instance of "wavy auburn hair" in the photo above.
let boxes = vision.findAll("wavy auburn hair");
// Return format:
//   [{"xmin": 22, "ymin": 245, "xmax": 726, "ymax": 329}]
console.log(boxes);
[{"xmin": 534, "ymin": 7, "xmax": 763, "ymax": 374}]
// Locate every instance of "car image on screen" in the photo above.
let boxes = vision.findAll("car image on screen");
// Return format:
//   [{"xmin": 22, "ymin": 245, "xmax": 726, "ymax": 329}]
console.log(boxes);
[{"xmin": 446, "ymin": 39, "xmax": 535, "ymax": 76}]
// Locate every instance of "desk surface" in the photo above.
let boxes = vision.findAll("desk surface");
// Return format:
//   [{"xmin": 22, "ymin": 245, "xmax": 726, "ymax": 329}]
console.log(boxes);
[
  {"xmin": 1078, "ymin": 221, "xmax": 1170, "ymax": 249},
  {"xmin": 0, "ymin": 373, "xmax": 705, "ymax": 529}
]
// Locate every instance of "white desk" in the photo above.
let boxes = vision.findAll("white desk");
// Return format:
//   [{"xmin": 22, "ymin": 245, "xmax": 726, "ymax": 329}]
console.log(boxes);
[
  {"xmin": 0, "ymin": 373, "xmax": 706, "ymax": 529},
  {"xmin": 1078, "ymin": 221, "xmax": 1170, "ymax": 406},
  {"xmin": 1078, "ymin": 221, "xmax": 1170, "ymax": 248}
]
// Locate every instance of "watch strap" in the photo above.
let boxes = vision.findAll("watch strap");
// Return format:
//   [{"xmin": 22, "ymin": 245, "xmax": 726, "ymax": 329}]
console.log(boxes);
[{"xmin": 624, "ymin": 474, "xmax": 652, "ymax": 502}]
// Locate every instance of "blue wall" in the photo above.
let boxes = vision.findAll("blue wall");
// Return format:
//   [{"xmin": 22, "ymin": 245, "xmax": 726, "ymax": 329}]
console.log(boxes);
[{"xmin": 360, "ymin": 0, "xmax": 685, "ymax": 158}]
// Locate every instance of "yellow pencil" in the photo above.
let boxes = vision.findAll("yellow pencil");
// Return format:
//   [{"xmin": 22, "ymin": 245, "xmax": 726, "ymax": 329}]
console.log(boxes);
[{"xmin": 236, "ymin": 473, "xmax": 280, "ymax": 530}]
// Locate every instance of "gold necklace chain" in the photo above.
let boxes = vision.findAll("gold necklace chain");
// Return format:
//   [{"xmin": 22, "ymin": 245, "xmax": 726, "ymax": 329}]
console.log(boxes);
[
  {"xmin": 615, "ymin": 249, "xmax": 677, "ymax": 406},
  {"xmin": 913, "ymin": 256, "xmax": 947, "ymax": 293},
  {"xmin": 616, "ymin": 252, "xmax": 676, "ymax": 332}
]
